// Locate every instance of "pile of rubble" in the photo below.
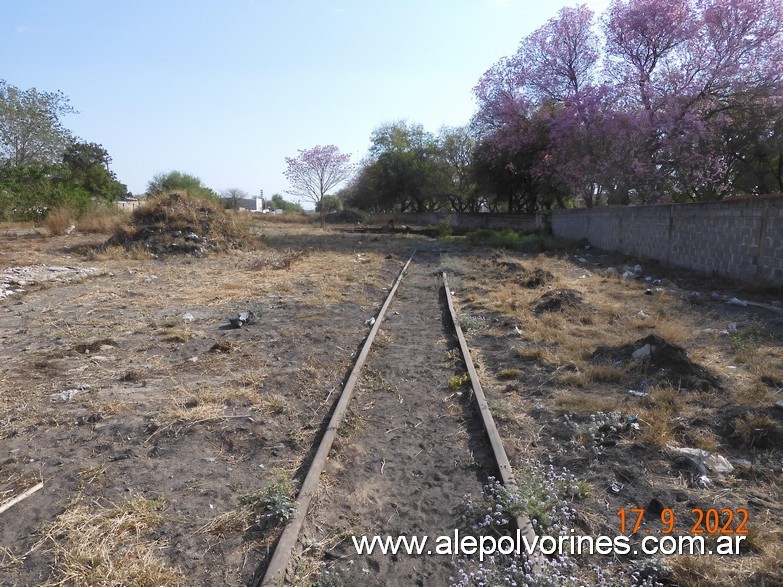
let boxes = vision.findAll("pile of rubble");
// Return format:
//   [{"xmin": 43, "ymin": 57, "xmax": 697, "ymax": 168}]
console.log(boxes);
[
  {"xmin": 1, "ymin": 265, "xmax": 102, "ymax": 299},
  {"xmin": 107, "ymin": 192, "xmax": 259, "ymax": 257}
]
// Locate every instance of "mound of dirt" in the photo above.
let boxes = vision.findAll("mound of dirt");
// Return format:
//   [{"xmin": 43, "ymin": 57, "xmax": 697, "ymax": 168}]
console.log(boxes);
[
  {"xmin": 592, "ymin": 334, "xmax": 722, "ymax": 391},
  {"xmin": 107, "ymin": 192, "xmax": 259, "ymax": 256},
  {"xmin": 493, "ymin": 259, "xmax": 526, "ymax": 273},
  {"xmin": 534, "ymin": 288, "xmax": 584, "ymax": 313},
  {"xmin": 520, "ymin": 268, "xmax": 554, "ymax": 288}
]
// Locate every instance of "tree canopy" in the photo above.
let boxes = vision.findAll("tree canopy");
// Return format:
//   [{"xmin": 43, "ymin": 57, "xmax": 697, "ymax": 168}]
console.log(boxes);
[
  {"xmin": 0, "ymin": 81, "xmax": 129, "ymax": 220},
  {"xmin": 146, "ymin": 170, "xmax": 218, "ymax": 202},
  {"xmin": 471, "ymin": 0, "xmax": 783, "ymax": 207},
  {"xmin": 0, "ymin": 80, "xmax": 76, "ymax": 168}
]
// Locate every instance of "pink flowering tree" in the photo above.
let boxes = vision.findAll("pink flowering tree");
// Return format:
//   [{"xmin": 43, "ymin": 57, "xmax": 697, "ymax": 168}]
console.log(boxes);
[
  {"xmin": 472, "ymin": 0, "xmax": 783, "ymax": 207},
  {"xmin": 284, "ymin": 145, "xmax": 354, "ymax": 227}
]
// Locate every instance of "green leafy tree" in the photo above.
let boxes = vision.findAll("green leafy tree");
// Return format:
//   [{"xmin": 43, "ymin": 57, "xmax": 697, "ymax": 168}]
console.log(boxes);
[
  {"xmin": 269, "ymin": 193, "xmax": 304, "ymax": 213},
  {"xmin": 315, "ymin": 194, "xmax": 344, "ymax": 214},
  {"xmin": 0, "ymin": 80, "xmax": 76, "ymax": 168},
  {"xmin": 146, "ymin": 170, "xmax": 218, "ymax": 202},
  {"xmin": 0, "ymin": 164, "xmax": 90, "ymax": 221},
  {"xmin": 347, "ymin": 121, "xmax": 452, "ymax": 213},
  {"xmin": 62, "ymin": 141, "xmax": 128, "ymax": 201}
]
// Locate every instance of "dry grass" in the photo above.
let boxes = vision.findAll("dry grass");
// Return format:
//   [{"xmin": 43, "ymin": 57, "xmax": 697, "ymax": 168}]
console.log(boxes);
[
  {"xmin": 552, "ymin": 391, "xmax": 619, "ymax": 415},
  {"xmin": 76, "ymin": 205, "xmax": 129, "ymax": 234},
  {"xmin": 37, "ymin": 495, "xmax": 183, "ymax": 587},
  {"xmin": 249, "ymin": 213, "xmax": 314, "ymax": 225},
  {"xmin": 45, "ymin": 208, "xmax": 75, "ymax": 235},
  {"xmin": 733, "ymin": 412, "xmax": 777, "ymax": 448}
]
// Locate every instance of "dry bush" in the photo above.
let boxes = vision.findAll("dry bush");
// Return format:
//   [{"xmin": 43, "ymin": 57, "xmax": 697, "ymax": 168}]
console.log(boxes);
[
  {"xmin": 45, "ymin": 208, "xmax": 75, "ymax": 235},
  {"xmin": 76, "ymin": 205, "xmax": 128, "ymax": 234}
]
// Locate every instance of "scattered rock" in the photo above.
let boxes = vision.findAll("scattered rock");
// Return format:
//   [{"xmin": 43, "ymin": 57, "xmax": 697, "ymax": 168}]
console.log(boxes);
[
  {"xmin": 632, "ymin": 344, "xmax": 653, "ymax": 359},
  {"xmin": 1, "ymin": 265, "xmax": 101, "ymax": 299},
  {"xmin": 181, "ymin": 312, "xmax": 195, "ymax": 322},
  {"xmin": 50, "ymin": 384, "xmax": 91, "ymax": 403},
  {"xmin": 636, "ymin": 310, "xmax": 650, "ymax": 320},
  {"xmin": 728, "ymin": 297, "xmax": 748, "ymax": 307},
  {"xmin": 644, "ymin": 288, "xmax": 653, "ymax": 296}
]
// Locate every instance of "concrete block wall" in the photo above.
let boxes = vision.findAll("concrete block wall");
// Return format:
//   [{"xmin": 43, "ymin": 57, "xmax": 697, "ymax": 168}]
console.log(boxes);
[{"xmin": 551, "ymin": 196, "xmax": 783, "ymax": 285}]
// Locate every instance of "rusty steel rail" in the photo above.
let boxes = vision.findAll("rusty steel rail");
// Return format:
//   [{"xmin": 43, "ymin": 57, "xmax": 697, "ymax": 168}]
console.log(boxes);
[
  {"xmin": 258, "ymin": 252, "xmax": 415, "ymax": 587},
  {"xmin": 256, "ymin": 258, "xmax": 536, "ymax": 585},
  {"xmin": 443, "ymin": 272, "xmax": 536, "ymax": 546}
]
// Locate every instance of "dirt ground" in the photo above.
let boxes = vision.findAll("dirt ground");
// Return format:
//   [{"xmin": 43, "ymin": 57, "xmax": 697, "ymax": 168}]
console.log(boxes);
[{"xmin": 1, "ymin": 219, "xmax": 782, "ymax": 587}]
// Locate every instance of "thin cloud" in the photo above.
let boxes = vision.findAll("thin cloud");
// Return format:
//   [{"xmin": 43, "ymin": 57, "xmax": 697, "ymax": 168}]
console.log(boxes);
[{"xmin": 16, "ymin": 26, "xmax": 31, "ymax": 33}]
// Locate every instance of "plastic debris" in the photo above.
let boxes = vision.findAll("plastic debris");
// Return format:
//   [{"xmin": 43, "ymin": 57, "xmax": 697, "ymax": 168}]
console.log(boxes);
[
  {"xmin": 228, "ymin": 310, "xmax": 255, "ymax": 329},
  {"xmin": 364, "ymin": 317, "xmax": 376, "ymax": 326},
  {"xmin": 728, "ymin": 297, "xmax": 748, "ymax": 307},
  {"xmin": 633, "ymin": 264, "xmax": 643, "ymax": 273},
  {"xmin": 636, "ymin": 310, "xmax": 650, "ymax": 319},
  {"xmin": 667, "ymin": 446, "xmax": 734, "ymax": 488},
  {"xmin": 181, "ymin": 312, "xmax": 195, "ymax": 322},
  {"xmin": 628, "ymin": 389, "xmax": 648, "ymax": 397}
]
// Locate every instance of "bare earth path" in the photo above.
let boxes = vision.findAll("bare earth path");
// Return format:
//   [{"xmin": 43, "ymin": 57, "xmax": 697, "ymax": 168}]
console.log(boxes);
[{"xmin": 291, "ymin": 252, "xmax": 495, "ymax": 586}]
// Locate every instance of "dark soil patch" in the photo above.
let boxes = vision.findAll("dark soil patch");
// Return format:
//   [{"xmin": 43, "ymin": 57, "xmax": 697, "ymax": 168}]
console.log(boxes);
[
  {"xmin": 493, "ymin": 259, "xmax": 526, "ymax": 273},
  {"xmin": 107, "ymin": 192, "xmax": 260, "ymax": 256},
  {"xmin": 520, "ymin": 268, "xmax": 554, "ymax": 288},
  {"xmin": 592, "ymin": 334, "xmax": 722, "ymax": 391},
  {"xmin": 209, "ymin": 340, "xmax": 234, "ymax": 353},
  {"xmin": 534, "ymin": 288, "xmax": 585, "ymax": 313}
]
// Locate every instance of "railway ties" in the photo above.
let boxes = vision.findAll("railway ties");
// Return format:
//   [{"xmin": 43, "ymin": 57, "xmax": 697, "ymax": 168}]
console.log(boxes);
[{"xmin": 257, "ymin": 251, "xmax": 532, "ymax": 586}]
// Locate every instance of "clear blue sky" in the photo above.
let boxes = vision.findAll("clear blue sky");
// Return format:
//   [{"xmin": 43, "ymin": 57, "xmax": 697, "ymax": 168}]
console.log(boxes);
[{"xmin": 2, "ymin": 0, "xmax": 610, "ymax": 201}]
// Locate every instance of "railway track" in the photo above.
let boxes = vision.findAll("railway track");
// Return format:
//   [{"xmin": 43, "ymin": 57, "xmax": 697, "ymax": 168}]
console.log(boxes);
[{"xmin": 254, "ymin": 251, "xmax": 532, "ymax": 586}]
